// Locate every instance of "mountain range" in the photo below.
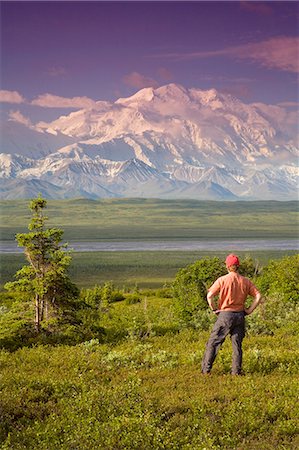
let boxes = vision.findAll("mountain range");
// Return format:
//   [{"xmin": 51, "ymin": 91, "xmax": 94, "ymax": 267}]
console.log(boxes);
[{"xmin": 0, "ymin": 83, "xmax": 298, "ymax": 200}]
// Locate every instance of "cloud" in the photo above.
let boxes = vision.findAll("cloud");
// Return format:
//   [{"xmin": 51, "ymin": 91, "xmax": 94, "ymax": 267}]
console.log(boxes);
[
  {"xmin": 240, "ymin": 1, "xmax": 273, "ymax": 16},
  {"xmin": 157, "ymin": 67, "xmax": 173, "ymax": 81},
  {"xmin": 197, "ymin": 74, "xmax": 255, "ymax": 83},
  {"xmin": 31, "ymin": 93, "xmax": 97, "ymax": 108},
  {"xmin": 220, "ymin": 84, "xmax": 251, "ymax": 99},
  {"xmin": 46, "ymin": 66, "xmax": 67, "ymax": 77},
  {"xmin": 150, "ymin": 36, "xmax": 299, "ymax": 73},
  {"xmin": 277, "ymin": 101, "xmax": 299, "ymax": 108},
  {"xmin": 0, "ymin": 90, "xmax": 25, "ymax": 104},
  {"xmin": 8, "ymin": 110, "xmax": 32, "ymax": 127},
  {"xmin": 123, "ymin": 72, "xmax": 159, "ymax": 89},
  {"xmin": 235, "ymin": 37, "xmax": 299, "ymax": 73}
]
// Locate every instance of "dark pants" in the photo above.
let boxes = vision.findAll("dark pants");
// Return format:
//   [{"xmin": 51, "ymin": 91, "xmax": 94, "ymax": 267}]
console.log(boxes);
[{"xmin": 201, "ymin": 311, "xmax": 245, "ymax": 375}]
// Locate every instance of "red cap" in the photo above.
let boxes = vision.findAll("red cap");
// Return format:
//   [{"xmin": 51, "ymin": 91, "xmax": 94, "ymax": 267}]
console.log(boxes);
[{"xmin": 225, "ymin": 254, "xmax": 240, "ymax": 267}]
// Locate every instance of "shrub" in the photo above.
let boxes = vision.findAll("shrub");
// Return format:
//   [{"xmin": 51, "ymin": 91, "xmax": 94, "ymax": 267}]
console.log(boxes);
[
  {"xmin": 256, "ymin": 254, "xmax": 299, "ymax": 304},
  {"xmin": 81, "ymin": 284, "xmax": 125, "ymax": 306},
  {"xmin": 81, "ymin": 285, "xmax": 102, "ymax": 308},
  {"xmin": 172, "ymin": 256, "xmax": 261, "ymax": 329},
  {"xmin": 109, "ymin": 291, "xmax": 125, "ymax": 303},
  {"xmin": 172, "ymin": 257, "xmax": 226, "ymax": 328},
  {"xmin": 155, "ymin": 283, "xmax": 173, "ymax": 299},
  {"xmin": 125, "ymin": 294, "xmax": 141, "ymax": 305},
  {"xmin": 246, "ymin": 294, "xmax": 299, "ymax": 336}
]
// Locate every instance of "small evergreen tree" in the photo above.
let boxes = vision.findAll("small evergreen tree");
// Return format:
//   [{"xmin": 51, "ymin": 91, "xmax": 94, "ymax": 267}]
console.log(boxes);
[
  {"xmin": 102, "ymin": 282, "xmax": 114, "ymax": 307},
  {"xmin": 5, "ymin": 196, "xmax": 79, "ymax": 332}
]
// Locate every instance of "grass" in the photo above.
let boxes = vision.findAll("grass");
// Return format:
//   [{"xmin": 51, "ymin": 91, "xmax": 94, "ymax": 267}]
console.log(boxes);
[
  {"xmin": 0, "ymin": 295, "xmax": 299, "ymax": 449},
  {"xmin": 1, "ymin": 198, "xmax": 298, "ymax": 241}
]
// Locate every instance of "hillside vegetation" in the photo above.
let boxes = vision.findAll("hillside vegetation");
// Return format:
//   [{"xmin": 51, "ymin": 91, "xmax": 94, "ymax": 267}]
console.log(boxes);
[
  {"xmin": 1, "ymin": 289, "xmax": 299, "ymax": 449},
  {"xmin": 1, "ymin": 199, "xmax": 298, "ymax": 240},
  {"xmin": 1, "ymin": 198, "xmax": 298, "ymax": 448},
  {"xmin": 1, "ymin": 252, "xmax": 299, "ymax": 449}
]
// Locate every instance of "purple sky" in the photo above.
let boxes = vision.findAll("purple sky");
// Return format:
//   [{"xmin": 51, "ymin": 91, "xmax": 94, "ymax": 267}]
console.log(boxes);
[{"xmin": 0, "ymin": 1, "xmax": 298, "ymax": 122}]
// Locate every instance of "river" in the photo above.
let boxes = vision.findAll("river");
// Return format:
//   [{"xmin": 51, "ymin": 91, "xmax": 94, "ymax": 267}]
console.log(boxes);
[{"xmin": 0, "ymin": 239, "xmax": 298, "ymax": 253}]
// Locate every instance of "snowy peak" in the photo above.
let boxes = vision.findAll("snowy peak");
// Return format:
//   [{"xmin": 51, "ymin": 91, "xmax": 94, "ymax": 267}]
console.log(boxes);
[
  {"xmin": 0, "ymin": 83, "xmax": 298, "ymax": 200},
  {"xmin": 0, "ymin": 152, "xmax": 35, "ymax": 178},
  {"xmin": 36, "ymin": 83, "xmax": 284, "ymax": 156},
  {"xmin": 115, "ymin": 87, "xmax": 155, "ymax": 105},
  {"xmin": 155, "ymin": 83, "xmax": 189, "ymax": 101},
  {"xmin": 115, "ymin": 84, "xmax": 189, "ymax": 106}
]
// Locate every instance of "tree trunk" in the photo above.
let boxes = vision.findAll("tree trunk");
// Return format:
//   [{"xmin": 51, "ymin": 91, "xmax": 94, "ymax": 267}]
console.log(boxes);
[
  {"xmin": 45, "ymin": 299, "xmax": 49, "ymax": 321},
  {"xmin": 35, "ymin": 294, "xmax": 41, "ymax": 333},
  {"xmin": 40, "ymin": 298, "xmax": 44, "ymax": 322}
]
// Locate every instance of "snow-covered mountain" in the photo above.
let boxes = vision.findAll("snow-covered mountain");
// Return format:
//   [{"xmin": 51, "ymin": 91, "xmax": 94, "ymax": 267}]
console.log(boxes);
[{"xmin": 0, "ymin": 83, "xmax": 298, "ymax": 200}]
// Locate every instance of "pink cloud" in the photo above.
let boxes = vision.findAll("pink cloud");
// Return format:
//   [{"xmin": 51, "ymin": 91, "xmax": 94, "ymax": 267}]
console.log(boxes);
[
  {"xmin": 277, "ymin": 101, "xmax": 299, "ymax": 108},
  {"xmin": 8, "ymin": 110, "xmax": 32, "ymax": 127},
  {"xmin": 150, "ymin": 36, "xmax": 299, "ymax": 73},
  {"xmin": 0, "ymin": 90, "xmax": 25, "ymax": 104},
  {"xmin": 240, "ymin": 1, "xmax": 273, "ymax": 16},
  {"xmin": 197, "ymin": 74, "xmax": 255, "ymax": 83},
  {"xmin": 235, "ymin": 37, "xmax": 299, "ymax": 73},
  {"xmin": 220, "ymin": 84, "xmax": 251, "ymax": 99},
  {"xmin": 157, "ymin": 67, "xmax": 173, "ymax": 81},
  {"xmin": 123, "ymin": 72, "xmax": 159, "ymax": 89},
  {"xmin": 31, "ymin": 93, "xmax": 96, "ymax": 108}
]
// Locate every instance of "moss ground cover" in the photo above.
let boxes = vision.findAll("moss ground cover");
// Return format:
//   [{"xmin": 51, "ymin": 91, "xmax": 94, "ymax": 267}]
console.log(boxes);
[{"xmin": 1, "ymin": 295, "xmax": 299, "ymax": 449}]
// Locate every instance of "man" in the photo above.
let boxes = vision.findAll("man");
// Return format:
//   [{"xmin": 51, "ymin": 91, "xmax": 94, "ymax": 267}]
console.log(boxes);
[{"xmin": 201, "ymin": 254, "xmax": 261, "ymax": 375}]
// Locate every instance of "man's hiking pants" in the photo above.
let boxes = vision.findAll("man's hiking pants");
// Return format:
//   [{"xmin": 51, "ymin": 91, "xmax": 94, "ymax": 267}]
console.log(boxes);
[{"xmin": 201, "ymin": 311, "xmax": 245, "ymax": 375}]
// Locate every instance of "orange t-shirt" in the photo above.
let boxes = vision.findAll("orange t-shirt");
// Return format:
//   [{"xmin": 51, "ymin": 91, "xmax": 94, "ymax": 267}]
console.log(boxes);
[{"xmin": 208, "ymin": 271, "xmax": 260, "ymax": 311}]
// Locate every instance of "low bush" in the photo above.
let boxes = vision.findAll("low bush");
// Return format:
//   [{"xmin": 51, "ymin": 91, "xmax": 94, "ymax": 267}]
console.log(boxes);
[
  {"xmin": 109, "ymin": 291, "xmax": 125, "ymax": 303},
  {"xmin": 256, "ymin": 254, "xmax": 299, "ymax": 304},
  {"xmin": 172, "ymin": 256, "xmax": 258, "ymax": 329},
  {"xmin": 125, "ymin": 294, "xmax": 142, "ymax": 305},
  {"xmin": 155, "ymin": 285, "xmax": 173, "ymax": 299}
]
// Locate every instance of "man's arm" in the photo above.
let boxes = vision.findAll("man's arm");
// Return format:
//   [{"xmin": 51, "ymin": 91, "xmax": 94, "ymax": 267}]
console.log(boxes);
[
  {"xmin": 245, "ymin": 292, "xmax": 262, "ymax": 315},
  {"xmin": 207, "ymin": 291, "xmax": 218, "ymax": 313}
]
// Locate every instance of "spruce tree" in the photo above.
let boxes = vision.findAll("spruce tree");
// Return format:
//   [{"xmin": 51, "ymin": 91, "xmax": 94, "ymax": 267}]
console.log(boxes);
[{"xmin": 5, "ymin": 196, "xmax": 78, "ymax": 332}]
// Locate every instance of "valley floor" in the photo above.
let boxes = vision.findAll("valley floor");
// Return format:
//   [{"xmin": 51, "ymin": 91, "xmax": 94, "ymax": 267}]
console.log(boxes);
[{"xmin": 1, "ymin": 250, "xmax": 298, "ymax": 289}]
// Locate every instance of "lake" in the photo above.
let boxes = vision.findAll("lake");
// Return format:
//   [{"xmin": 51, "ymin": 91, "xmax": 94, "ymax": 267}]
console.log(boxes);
[{"xmin": 1, "ymin": 239, "xmax": 298, "ymax": 253}]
